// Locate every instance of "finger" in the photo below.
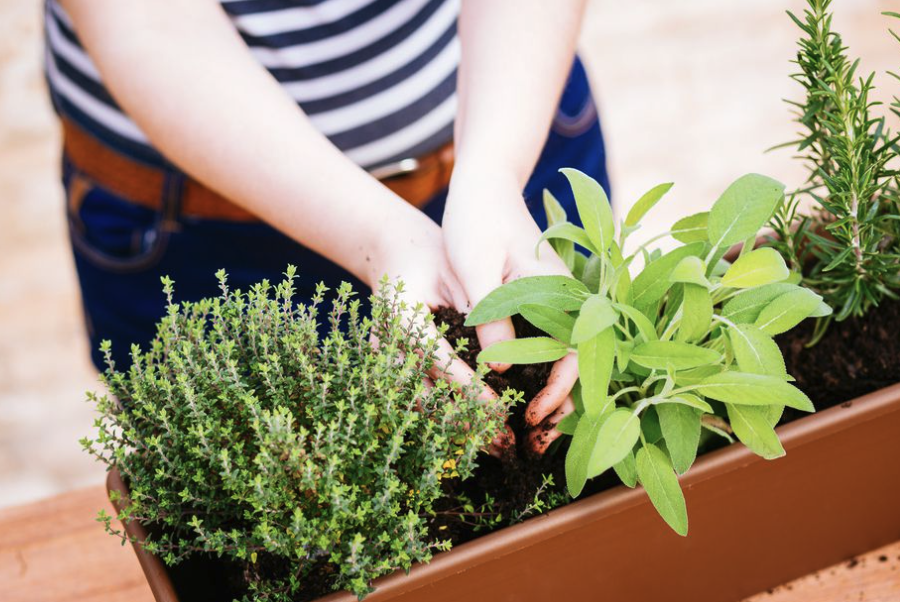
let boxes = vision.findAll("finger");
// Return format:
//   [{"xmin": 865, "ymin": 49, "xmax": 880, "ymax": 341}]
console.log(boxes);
[
  {"xmin": 529, "ymin": 396, "xmax": 575, "ymax": 455},
  {"xmin": 428, "ymin": 332, "xmax": 497, "ymax": 403},
  {"xmin": 474, "ymin": 319, "xmax": 517, "ymax": 374},
  {"xmin": 525, "ymin": 353, "xmax": 579, "ymax": 427},
  {"xmin": 488, "ymin": 423, "xmax": 516, "ymax": 459}
]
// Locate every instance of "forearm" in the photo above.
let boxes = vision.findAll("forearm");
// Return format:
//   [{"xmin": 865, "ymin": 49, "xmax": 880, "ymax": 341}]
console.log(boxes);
[
  {"xmin": 61, "ymin": 0, "xmax": 424, "ymax": 286},
  {"xmin": 453, "ymin": 0, "xmax": 587, "ymax": 189}
]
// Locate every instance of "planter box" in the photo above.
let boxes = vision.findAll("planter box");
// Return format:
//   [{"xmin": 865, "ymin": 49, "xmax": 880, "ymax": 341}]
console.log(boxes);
[{"xmin": 110, "ymin": 383, "xmax": 900, "ymax": 602}]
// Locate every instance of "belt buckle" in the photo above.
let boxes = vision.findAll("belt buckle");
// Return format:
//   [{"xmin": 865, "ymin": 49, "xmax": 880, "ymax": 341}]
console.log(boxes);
[{"xmin": 370, "ymin": 158, "xmax": 420, "ymax": 181}]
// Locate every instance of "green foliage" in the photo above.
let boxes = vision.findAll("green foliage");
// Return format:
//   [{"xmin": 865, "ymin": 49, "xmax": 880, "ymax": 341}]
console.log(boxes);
[
  {"xmin": 468, "ymin": 170, "xmax": 825, "ymax": 535},
  {"xmin": 83, "ymin": 268, "xmax": 511, "ymax": 600},
  {"xmin": 769, "ymin": 0, "xmax": 900, "ymax": 324}
]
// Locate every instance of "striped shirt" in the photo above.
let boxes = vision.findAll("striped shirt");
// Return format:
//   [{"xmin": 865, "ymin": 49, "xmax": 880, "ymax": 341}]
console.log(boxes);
[{"xmin": 44, "ymin": 0, "xmax": 459, "ymax": 171}]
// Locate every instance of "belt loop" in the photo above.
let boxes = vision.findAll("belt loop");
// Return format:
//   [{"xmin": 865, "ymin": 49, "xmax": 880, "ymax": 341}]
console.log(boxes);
[{"xmin": 160, "ymin": 168, "xmax": 185, "ymax": 231}]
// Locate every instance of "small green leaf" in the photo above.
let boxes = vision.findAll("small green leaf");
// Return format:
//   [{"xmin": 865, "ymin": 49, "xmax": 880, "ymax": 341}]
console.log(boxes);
[
  {"xmin": 659, "ymin": 393, "xmax": 713, "ymax": 413},
  {"xmin": 519, "ymin": 304, "xmax": 576, "ymax": 343},
  {"xmin": 587, "ymin": 408, "xmax": 641, "ymax": 478},
  {"xmin": 581, "ymin": 254, "xmax": 603, "ymax": 293},
  {"xmin": 754, "ymin": 289, "xmax": 822, "ymax": 335},
  {"xmin": 630, "ymin": 341, "xmax": 722, "ymax": 370},
  {"xmin": 542, "ymin": 190, "xmax": 576, "ymax": 271},
  {"xmin": 561, "ymin": 168, "xmax": 614, "ymax": 254},
  {"xmin": 555, "ymin": 411, "xmax": 580, "ymax": 436},
  {"xmin": 466, "ymin": 276, "xmax": 589, "ymax": 325},
  {"xmin": 566, "ymin": 412, "xmax": 607, "ymax": 497},
  {"xmin": 810, "ymin": 299, "xmax": 833, "ymax": 318},
  {"xmin": 708, "ymin": 174, "xmax": 785, "ymax": 251},
  {"xmin": 538, "ymin": 222, "xmax": 598, "ymax": 257},
  {"xmin": 614, "ymin": 450, "xmax": 638, "ymax": 487},
  {"xmin": 636, "ymin": 444, "xmax": 688, "ymax": 536},
  {"xmin": 571, "ymin": 296, "xmax": 619, "ymax": 344},
  {"xmin": 726, "ymin": 404, "xmax": 785, "ymax": 459},
  {"xmin": 722, "ymin": 283, "xmax": 799, "ymax": 323},
  {"xmin": 578, "ymin": 328, "xmax": 616, "ymax": 415},
  {"xmin": 632, "ymin": 242, "xmax": 705, "ymax": 313},
  {"xmin": 721, "ymin": 248, "xmax": 790, "ymax": 289},
  {"xmin": 657, "ymin": 403, "xmax": 701, "ymax": 474},
  {"xmin": 671, "ymin": 212, "xmax": 709, "ymax": 244},
  {"xmin": 625, "ymin": 182, "xmax": 674, "ymax": 227},
  {"xmin": 614, "ymin": 303, "xmax": 659, "ymax": 342},
  {"xmin": 674, "ymin": 365, "xmax": 723, "ymax": 386},
  {"xmin": 616, "ymin": 338, "xmax": 634, "ymax": 373},
  {"xmin": 728, "ymin": 323, "xmax": 787, "ymax": 377},
  {"xmin": 694, "ymin": 371, "xmax": 814, "ymax": 411},
  {"xmin": 477, "ymin": 337, "xmax": 569, "ymax": 365},
  {"xmin": 677, "ymin": 284, "xmax": 713, "ymax": 343},
  {"xmin": 640, "ymin": 406, "xmax": 663, "ymax": 443},
  {"xmin": 670, "ymin": 256, "xmax": 710, "ymax": 287},
  {"xmin": 543, "ymin": 188, "xmax": 568, "ymax": 225}
]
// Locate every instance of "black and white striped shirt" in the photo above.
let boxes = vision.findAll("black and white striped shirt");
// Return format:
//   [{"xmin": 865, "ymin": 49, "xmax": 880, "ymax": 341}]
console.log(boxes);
[{"xmin": 44, "ymin": 0, "xmax": 460, "ymax": 171}]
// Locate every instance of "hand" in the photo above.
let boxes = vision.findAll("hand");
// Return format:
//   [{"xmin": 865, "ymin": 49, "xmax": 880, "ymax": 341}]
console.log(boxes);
[
  {"xmin": 366, "ymin": 206, "xmax": 514, "ymax": 454},
  {"xmin": 442, "ymin": 169, "xmax": 579, "ymax": 454}
]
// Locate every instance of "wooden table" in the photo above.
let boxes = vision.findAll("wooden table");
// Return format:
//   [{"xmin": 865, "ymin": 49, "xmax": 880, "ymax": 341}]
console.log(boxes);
[
  {"xmin": 0, "ymin": 485, "xmax": 153, "ymax": 602},
  {"xmin": 1, "ymin": 485, "xmax": 898, "ymax": 602}
]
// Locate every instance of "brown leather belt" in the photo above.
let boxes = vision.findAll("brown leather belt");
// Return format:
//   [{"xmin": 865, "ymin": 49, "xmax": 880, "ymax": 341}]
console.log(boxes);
[{"xmin": 61, "ymin": 118, "xmax": 454, "ymax": 221}]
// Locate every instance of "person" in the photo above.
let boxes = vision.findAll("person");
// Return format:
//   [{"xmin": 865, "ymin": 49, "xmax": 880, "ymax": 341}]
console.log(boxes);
[{"xmin": 46, "ymin": 0, "xmax": 610, "ymax": 452}]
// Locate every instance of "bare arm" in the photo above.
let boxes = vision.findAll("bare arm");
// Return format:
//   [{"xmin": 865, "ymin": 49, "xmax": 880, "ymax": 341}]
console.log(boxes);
[
  {"xmin": 60, "ymin": 0, "xmax": 433, "ymax": 289},
  {"xmin": 442, "ymin": 0, "xmax": 588, "ymax": 452}
]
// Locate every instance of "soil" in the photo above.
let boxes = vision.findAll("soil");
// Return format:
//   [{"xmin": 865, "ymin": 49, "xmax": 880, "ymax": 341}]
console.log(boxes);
[
  {"xmin": 429, "ymin": 307, "xmax": 619, "ymax": 546},
  {"xmin": 776, "ymin": 298, "xmax": 900, "ymax": 421}
]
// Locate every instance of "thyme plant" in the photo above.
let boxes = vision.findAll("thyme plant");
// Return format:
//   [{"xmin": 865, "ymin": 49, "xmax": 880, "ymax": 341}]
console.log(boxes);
[
  {"xmin": 467, "ymin": 170, "xmax": 827, "ymax": 535},
  {"xmin": 83, "ymin": 267, "xmax": 511, "ymax": 600},
  {"xmin": 769, "ymin": 0, "xmax": 900, "ymax": 326}
]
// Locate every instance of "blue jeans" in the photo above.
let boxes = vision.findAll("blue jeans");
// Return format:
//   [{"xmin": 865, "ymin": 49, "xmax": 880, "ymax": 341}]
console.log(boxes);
[{"xmin": 64, "ymin": 58, "xmax": 610, "ymax": 371}]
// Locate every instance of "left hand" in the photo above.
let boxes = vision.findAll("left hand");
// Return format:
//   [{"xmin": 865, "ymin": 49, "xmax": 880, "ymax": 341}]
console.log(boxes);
[{"xmin": 442, "ymin": 169, "xmax": 579, "ymax": 454}]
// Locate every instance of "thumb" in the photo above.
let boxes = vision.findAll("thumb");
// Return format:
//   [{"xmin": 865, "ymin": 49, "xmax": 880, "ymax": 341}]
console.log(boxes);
[{"xmin": 475, "ymin": 319, "xmax": 516, "ymax": 374}]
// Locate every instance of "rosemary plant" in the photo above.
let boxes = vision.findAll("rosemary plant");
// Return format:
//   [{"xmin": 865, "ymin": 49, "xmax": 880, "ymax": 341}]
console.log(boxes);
[{"xmin": 769, "ymin": 0, "xmax": 900, "ymax": 328}]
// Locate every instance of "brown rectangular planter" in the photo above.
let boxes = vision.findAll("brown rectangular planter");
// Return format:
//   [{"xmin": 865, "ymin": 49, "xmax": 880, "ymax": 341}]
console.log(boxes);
[{"xmin": 110, "ymin": 382, "xmax": 900, "ymax": 602}]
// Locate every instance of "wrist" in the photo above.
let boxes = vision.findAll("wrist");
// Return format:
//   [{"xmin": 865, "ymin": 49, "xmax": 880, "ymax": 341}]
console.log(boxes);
[{"xmin": 362, "ymin": 200, "xmax": 437, "ymax": 288}]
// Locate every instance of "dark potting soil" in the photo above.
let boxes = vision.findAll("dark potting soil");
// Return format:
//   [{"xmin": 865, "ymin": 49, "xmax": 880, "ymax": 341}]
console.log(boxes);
[
  {"xmin": 776, "ymin": 297, "xmax": 900, "ymax": 421},
  {"xmin": 429, "ymin": 307, "xmax": 619, "ymax": 546}
]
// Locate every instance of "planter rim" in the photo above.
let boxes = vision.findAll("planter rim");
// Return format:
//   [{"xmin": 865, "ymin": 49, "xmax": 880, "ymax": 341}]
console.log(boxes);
[
  {"xmin": 108, "ymin": 381, "xmax": 900, "ymax": 602},
  {"xmin": 317, "ymin": 381, "xmax": 900, "ymax": 601}
]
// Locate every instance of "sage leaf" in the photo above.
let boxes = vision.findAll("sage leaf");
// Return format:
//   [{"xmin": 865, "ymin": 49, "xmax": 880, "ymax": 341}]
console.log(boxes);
[
  {"xmin": 632, "ymin": 242, "xmax": 705, "ymax": 313},
  {"xmin": 636, "ymin": 444, "xmax": 688, "ymax": 536},
  {"xmin": 561, "ymin": 167, "xmax": 614, "ymax": 253},
  {"xmin": 616, "ymin": 338, "xmax": 634, "ymax": 373},
  {"xmin": 625, "ymin": 182, "xmax": 674, "ymax": 227},
  {"xmin": 671, "ymin": 212, "xmax": 709, "ymax": 244},
  {"xmin": 657, "ymin": 403, "xmax": 701, "ymax": 474},
  {"xmin": 674, "ymin": 365, "xmax": 723, "ymax": 386},
  {"xmin": 571, "ymin": 296, "xmax": 619, "ymax": 344},
  {"xmin": 466, "ymin": 276, "xmax": 588, "ymax": 325},
  {"xmin": 726, "ymin": 404, "xmax": 785, "ymax": 459},
  {"xmin": 614, "ymin": 303, "xmax": 659, "ymax": 342},
  {"xmin": 694, "ymin": 371, "xmax": 814, "ymax": 411},
  {"xmin": 578, "ymin": 327, "xmax": 616, "ymax": 416},
  {"xmin": 614, "ymin": 450, "xmax": 638, "ymax": 487},
  {"xmin": 555, "ymin": 411, "xmax": 580, "ymax": 436},
  {"xmin": 721, "ymin": 248, "xmax": 790, "ymax": 289},
  {"xmin": 587, "ymin": 408, "xmax": 641, "ymax": 478},
  {"xmin": 519, "ymin": 304, "xmax": 575, "ymax": 343},
  {"xmin": 581, "ymin": 254, "xmax": 603, "ymax": 293},
  {"xmin": 477, "ymin": 337, "xmax": 569, "ymax": 365},
  {"xmin": 722, "ymin": 283, "xmax": 799, "ymax": 323},
  {"xmin": 728, "ymin": 323, "xmax": 787, "ymax": 377},
  {"xmin": 630, "ymin": 340, "xmax": 722, "ymax": 370},
  {"xmin": 542, "ymin": 190, "xmax": 576, "ymax": 271},
  {"xmin": 660, "ymin": 393, "xmax": 713, "ymax": 413},
  {"xmin": 677, "ymin": 284, "xmax": 713, "ymax": 343},
  {"xmin": 708, "ymin": 174, "xmax": 785, "ymax": 251},
  {"xmin": 754, "ymin": 288, "xmax": 822, "ymax": 335},
  {"xmin": 538, "ymin": 222, "xmax": 598, "ymax": 257},
  {"xmin": 566, "ymin": 412, "xmax": 607, "ymax": 497},
  {"xmin": 670, "ymin": 256, "xmax": 711, "ymax": 287}
]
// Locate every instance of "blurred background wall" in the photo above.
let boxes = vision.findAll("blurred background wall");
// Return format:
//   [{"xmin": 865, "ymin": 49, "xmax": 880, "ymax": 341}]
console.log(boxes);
[{"xmin": 0, "ymin": 0, "xmax": 896, "ymax": 508}]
